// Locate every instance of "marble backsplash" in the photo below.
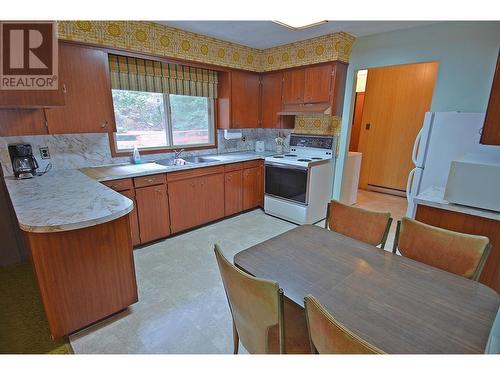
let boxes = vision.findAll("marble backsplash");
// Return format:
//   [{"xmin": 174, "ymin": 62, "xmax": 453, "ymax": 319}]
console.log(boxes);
[{"xmin": 0, "ymin": 129, "xmax": 292, "ymax": 177}]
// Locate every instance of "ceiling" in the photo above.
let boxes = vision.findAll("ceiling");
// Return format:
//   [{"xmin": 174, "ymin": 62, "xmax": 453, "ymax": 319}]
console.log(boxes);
[{"xmin": 156, "ymin": 21, "xmax": 436, "ymax": 49}]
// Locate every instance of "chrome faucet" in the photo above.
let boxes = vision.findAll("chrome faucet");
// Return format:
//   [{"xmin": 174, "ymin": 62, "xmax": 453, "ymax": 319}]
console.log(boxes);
[{"xmin": 174, "ymin": 149, "xmax": 185, "ymax": 159}]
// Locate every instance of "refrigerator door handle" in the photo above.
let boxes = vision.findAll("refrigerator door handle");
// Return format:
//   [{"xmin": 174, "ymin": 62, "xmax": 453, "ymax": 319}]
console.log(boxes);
[
  {"xmin": 406, "ymin": 167, "xmax": 418, "ymax": 203},
  {"xmin": 412, "ymin": 127, "xmax": 424, "ymax": 166}
]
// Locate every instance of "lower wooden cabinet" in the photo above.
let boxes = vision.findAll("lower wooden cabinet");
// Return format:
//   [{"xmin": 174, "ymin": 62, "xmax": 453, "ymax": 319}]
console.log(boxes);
[
  {"xmin": 225, "ymin": 170, "xmax": 243, "ymax": 216},
  {"xmin": 243, "ymin": 166, "xmax": 262, "ymax": 210},
  {"xmin": 120, "ymin": 189, "xmax": 141, "ymax": 247},
  {"xmin": 135, "ymin": 184, "xmax": 171, "ymax": 243},
  {"xmin": 199, "ymin": 173, "xmax": 225, "ymax": 224}
]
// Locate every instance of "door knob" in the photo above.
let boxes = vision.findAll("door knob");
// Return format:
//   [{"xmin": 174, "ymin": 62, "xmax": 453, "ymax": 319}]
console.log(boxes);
[{"xmin": 365, "ymin": 123, "xmax": 371, "ymax": 130}]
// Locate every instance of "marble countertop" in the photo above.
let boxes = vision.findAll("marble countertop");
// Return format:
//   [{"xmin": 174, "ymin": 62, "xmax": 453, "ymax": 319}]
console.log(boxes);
[
  {"xmin": 80, "ymin": 151, "xmax": 273, "ymax": 182},
  {"xmin": 4, "ymin": 151, "xmax": 274, "ymax": 233},
  {"xmin": 4, "ymin": 169, "xmax": 133, "ymax": 233},
  {"xmin": 414, "ymin": 186, "xmax": 500, "ymax": 221}
]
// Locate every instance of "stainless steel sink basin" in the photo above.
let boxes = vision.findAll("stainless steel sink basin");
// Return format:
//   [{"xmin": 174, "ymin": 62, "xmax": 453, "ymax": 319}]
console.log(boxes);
[{"xmin": 155, "ymin": 156, "xmax": 221, "ymax": 166}]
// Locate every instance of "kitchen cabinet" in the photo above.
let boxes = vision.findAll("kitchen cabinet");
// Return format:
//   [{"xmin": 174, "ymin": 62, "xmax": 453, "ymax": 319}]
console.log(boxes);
[
  {"xmin": 480, "ymin": 49, "xmax": 500, "ymax": 145},
  {"xmin": 199, "ymin": 173, "xmax": 225, "ymax": 223},
  {"xmin": 415, "ymin": 204, "xmax": 500, "ymax": 294},
  {"xmin": 282, "ymin": 68, "xmax": 305, "ymax": 105},
  {"xmin": 44, "ymin": 42, "xmax": 116, "ymax": 134},
  {"xmin": 304, "ymin": 64, "xmax": 332, "ymax": 104},
  {"xmin": 135, "ymin": 179, "xmax": 170, "ymax": 244},
  {"xmin": 0, "ymin": 109, "xmax": 48, "ymax": 136},
  {"xmin": 217, "ymin": 70, "xmax": 260, "ymax": 129},
  {"xmin": 243, "ymin": 166, "xmax": 262, "ymax": 210},
  {"xmin": 225, "ymin": 169, "xmax": 243, "ymax": 216},
  {"xmin": 168, "ymin": 178, "xmax": 199, "ymax": 233},
  {"xmin": 261, "ymin": 71, "xmax": 294, "ymax": 129}
]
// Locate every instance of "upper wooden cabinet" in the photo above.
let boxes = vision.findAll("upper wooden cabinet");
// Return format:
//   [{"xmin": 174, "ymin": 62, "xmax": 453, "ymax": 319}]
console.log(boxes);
[
  {"xmin": 304, "ymin": 65, "xmax": 333, "ymax": 104},
  {"xmin": 282, "ymin": 68, "xmax": 306, "ymax": 105},
  {"xmin": 44, "ymin": 42, "xmax": 116, "ymax": 134},
  {"xmin": 261, "ymin": 71, "xmax": 294, "ymax": 129},
  {"xmin": 217, "ymin": 70, "xmax": 260, "ymax": 129},
  {"xmin": 480, "ymin": 49, "xmax": 500, "ymax": 146}
]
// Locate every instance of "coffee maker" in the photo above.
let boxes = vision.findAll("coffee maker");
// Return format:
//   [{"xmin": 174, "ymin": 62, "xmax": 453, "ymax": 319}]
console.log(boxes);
[{"xmin": 8, "ymin": 144, "xmax": 39, "ymax": 179}]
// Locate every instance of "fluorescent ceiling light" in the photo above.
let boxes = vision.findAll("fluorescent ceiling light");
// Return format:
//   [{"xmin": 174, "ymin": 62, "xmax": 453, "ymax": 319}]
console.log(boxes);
[{"xmin": 273, "ymin": 20, "xmax": 328, "ymax": 30}]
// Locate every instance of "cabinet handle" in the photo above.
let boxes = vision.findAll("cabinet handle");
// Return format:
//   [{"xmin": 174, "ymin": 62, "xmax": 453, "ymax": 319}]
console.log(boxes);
[
  {"xmin": 62, "ymin": 84, "xmax": 67, "ymax": 94},
  {"xmin": 101, "ymin": 121, "xmax": 108, "ymax": 129},
  {"xmin": 155, "ymin": 188, "xmax": 162, "ymax": 194},
  {"xmin": 190, "ymin": 183, "xmax": 195, "ymax": 188},
  {"xmin": 147, "ymin": 178, "xmax": 154, "ymax": 183}
]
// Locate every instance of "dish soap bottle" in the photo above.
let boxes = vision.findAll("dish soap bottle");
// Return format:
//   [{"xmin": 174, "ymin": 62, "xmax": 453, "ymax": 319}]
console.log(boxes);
[{"xmin": 132, "ymin": 146, "xmax": 141, "ymax": 164}]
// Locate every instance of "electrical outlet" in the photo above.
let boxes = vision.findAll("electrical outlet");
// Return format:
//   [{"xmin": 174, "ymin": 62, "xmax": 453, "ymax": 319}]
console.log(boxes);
[{"xmin": 39, "ymin": 146, "xmax": 51, "ymax": 159}]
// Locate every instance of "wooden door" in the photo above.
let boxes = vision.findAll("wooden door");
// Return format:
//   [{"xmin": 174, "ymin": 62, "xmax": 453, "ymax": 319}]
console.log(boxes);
[
  {"xmin": 120, "ymin": 189, "xmax": 141, "ymax": 247},
  {"xmin": 231, "ymin": 70, "xmax": 260, "ymax": 128},
  {"xmin": 358, "ymin": 62, "xmax": 438, "ymax": 192},
  {"xmin": 349, "ymin": 92, "xmax": 365, "ymax": 152},
  {"xmin": 261, "ymin": 71, "xmax": 283, "ymax": 128},
  {"xmin": 225, "ymin": 170, "xmax": 243, "ymax": 215},
  {"xmin": 45, "ymin": 42, "xmax": 116, "ymax": 134},
  {"xmin": 243, "ymin": 167, "xmax": 260, "ymax": 210},
  {"xmin": 168, "ymin": 178, "xmax": 199, "ymax": 233},
  {"xmin": 480, "ymin": 49, "xmax": 500, "ymax": 145},
  {"xmin": 135, "ymin": 184, "xmax": 170, "ymax": 243},
  {"xmin": 304, "ymin": 64, "xmax": 332, "ymax": 104},
  {"xmin": 282, "ymin": 68, "xmax": 305, "ymax": 105},
  {"xmin": 199, "ymin": 173, "xmax": 225, "ymax": 224}
]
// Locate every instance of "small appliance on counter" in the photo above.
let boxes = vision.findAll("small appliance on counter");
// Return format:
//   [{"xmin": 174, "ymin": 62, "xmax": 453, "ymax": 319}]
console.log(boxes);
[
  {"xmin": 8, "ymin": 144, "xmax": 39, "ymax": 179},
  {"xmin": 255, "ymin": 141, "xmax": 265, "ymax": 153}
]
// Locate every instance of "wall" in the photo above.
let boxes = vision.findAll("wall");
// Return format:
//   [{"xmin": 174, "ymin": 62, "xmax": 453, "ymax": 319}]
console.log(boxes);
[
  {"xmin": 58, "ymin": 21, "xmax": 354, "ymax": 72},
  {"xmin": 0, "ymin": 129, "xmax": 291, "ymax": 177},
  {"xmin": 333, "ymin": 21, "xmax": 500, "ymax": 199}
]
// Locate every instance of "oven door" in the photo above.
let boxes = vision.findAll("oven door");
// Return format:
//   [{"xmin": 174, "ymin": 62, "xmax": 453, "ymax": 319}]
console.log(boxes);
[{"xmin": 265, "ymin": 162, "xmax": 309, "ymax": 205}]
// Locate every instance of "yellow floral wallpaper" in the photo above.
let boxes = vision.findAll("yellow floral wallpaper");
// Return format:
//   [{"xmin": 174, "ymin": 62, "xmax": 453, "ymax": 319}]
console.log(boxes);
[
  {"xmin": 294, "ymin": 115, "xmax": 342, "ymax": 136},
  {"xmin": 57, "ymin": 21, "xmax": 354, "ymax": 72}
]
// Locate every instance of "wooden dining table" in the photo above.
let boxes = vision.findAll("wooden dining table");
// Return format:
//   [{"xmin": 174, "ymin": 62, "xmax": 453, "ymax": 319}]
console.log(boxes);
[{"xmin": 234, "ymin": 225, "xmax": 500, "ymax": 354}]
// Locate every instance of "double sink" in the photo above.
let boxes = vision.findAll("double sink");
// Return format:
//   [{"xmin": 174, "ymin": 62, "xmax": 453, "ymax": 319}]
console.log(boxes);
[{"xmin": 155, "ymin": 156, "xmax": 222, "ymax": 167}]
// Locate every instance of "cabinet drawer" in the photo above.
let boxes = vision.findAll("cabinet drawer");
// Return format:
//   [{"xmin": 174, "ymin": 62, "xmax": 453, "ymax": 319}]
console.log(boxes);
[
  {"xmin": 243, "ymin": 160, "xmax": 262, "ymax": 169},
  {"xmin": 167, "ymin": 165, "xmax": 224, "ymax": 182},
  {"xmin": 134, "ymin": 174, "xmax": 167, "ymax": 188},
  {"xmin": 103, "ymin": 178, "xmax": 133, "ymax": 192},
  {"xmin": 224, "ymin": 162, "xmax": 243, "ymax": 172}
]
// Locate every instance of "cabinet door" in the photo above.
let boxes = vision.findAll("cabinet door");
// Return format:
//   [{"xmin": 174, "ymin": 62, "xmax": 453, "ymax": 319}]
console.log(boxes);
[
  {"xmin": 225, "ymin": 170, "xmax": 243, "ymax": 216},
  {"xmin": 45, "ymin": 43, "xmax": 115, "ymax": 134},
  {"xmin": 199, "ymin": 173, "xmax": 225, "ymax": 224},
  {"xmin": 168, "ymin": 178, "xmax": 199, "ymax": 233},
  {"xmin": 231, "ymin": 70, "xmax": 260, "ymax": 128},
  {"xmin": 304, "ymin": 65, "xmax": 332, "ymax": 104},
  {"xmin": 480, "ymin": 49, "xmax": 500, "ymax": 145},
  {"xmin": 243, "ymin": 167, "xmax": 260, "ymax": 210},
  {"xmin": 135, "ymin": 184, "xmax": 171, "ymax": 243},
  {"xmin": 282, "ymin": 68, "xmax": 305, "ymax": 105},
  {"xmin": 120, "ymin": 189, "xmax": 141, "ymax": 247},
  {"xmin": 261, "ymin": 71, "xmax": 283, "ymax": 128}
]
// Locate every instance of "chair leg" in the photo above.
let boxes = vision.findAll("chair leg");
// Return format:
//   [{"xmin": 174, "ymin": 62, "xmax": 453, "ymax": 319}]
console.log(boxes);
[
  {"xmin": 324, "ymin": 202, "xmax": 331, "ymax": 229},
  {"xmin": 392, "ymin": 220, "xmax": 401, "ymax": 254},
  {"xmin": 232, "ymin": 320, "xmax": 239, "ymax": 354}
]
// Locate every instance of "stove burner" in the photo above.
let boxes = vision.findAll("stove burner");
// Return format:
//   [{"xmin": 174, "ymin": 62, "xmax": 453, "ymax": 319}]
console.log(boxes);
[
  {"xmin": 284, "ymin": 154, "xmax": 297, "ymax": 157},
  {"xmin": 273, "ymin": 155, "xmax": 284, "ymax": 158},
  {"xmin": 311, "ymin": 157, "xmax": 323, "ymax": 160},
  {"xmin": 297, "ymin": 159, "xmax": 312, "ymax": 162}
]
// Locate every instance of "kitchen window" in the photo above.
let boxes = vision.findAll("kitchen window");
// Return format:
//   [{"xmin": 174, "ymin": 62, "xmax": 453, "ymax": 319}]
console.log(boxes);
[
  {"xmin": 112, "ymin": 90, "xmax": 215, "ymax": 151},
  {"xmin": 108, "ymin": 54, "xmax": 218, "ymax": 153}
]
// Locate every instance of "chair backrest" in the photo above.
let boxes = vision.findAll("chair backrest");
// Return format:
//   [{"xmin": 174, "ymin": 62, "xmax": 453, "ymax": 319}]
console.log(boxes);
[
  {"xmin": 304, "ymin": 295, "xmax": 383, "ymax": 354},
  {"xmin": 485, "ymin": 307, "xmax": 500, "ymax": 354},
  {"xmin": 326, "ymin": 200, "xmax": 392, "ymax": 247},
  {"xmin": 214, "ymin": 244, "xmax": 285, "ymax": 354},
  {"xmin": 394, "ymin": 217, "xmax": 491, "ymax": 280}
]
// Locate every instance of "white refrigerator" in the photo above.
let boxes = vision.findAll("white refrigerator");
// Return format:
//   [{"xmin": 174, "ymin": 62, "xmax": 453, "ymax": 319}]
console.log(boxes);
[{"xmin": 406, "ymin": 111, "xmax": 498, "ymax": 217}]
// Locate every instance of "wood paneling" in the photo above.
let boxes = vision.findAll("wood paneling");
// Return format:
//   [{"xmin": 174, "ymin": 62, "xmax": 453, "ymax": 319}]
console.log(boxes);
[
  {"xmin": 282, "ymin": 68, "xmax": 305, "ymax": 105},
  {"xmin": 235, "ymin": 225, "xmax": 499, "ymax": 354},
  {"xmin": 480, "ymin": 49, "xmax": 500, "ymax": 145},
  {"xmin": 225, "ymin": 170, "xmax": 243, "ymax": 216},
  {"xmin": 230, "ymin": 70, "xmax": 260, "ymax": 128},
  {"xmin": 135, "ymin": 184, "xmax": 170, "ymax": 243},
  {"xmin": 44, "ymin": 42, "xmax": 116, "ymax": 134},
  {"xmin": 415, "ymin": 204, "xmax": 500, "ymax": 294},
  {"xmin": 304, "ymin": 65, "xmax": 332, "ymax": 104},
  {"xmin": 0, "ymin": 109, "xmax": 47, "ymax": 136},
  {"xmin": 120, "ymin": 189, "xmax": 141, "ymax": 247},
  {"xmin": 133, "ymin": 173, "xmax": 167, "ymax": 188},
  {"xmin": 358, "ymin": 62, "xmax": 438, "ymax": 191},
  {"xmin": 243, "ymin": 166, "xmax": 261, "ymax": 210},
  {"xmin": 349, "ymin": 92, "xmax": 365, "ymax": 152},
  {"xmin": 24, "ymin": 215, "xmax": 138, "ymax": 338}
]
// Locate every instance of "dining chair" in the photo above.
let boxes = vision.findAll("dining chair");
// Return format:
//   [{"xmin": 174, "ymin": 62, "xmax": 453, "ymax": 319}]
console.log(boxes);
[
  {"xmin": 485, "ymin": 307, "xmax": 500, "ymax": 354},
  {"xmin": 392, "ymin": 217, "xmax": 491, "ymax": 280},
  {"xmin": 325, "ymin": 200, "xmax": 393, "ymax": 248},
  {"xmin": 214, "ymin": 244, "xmax": 286, "ymax": 354},
  {"xmin": 304, "ymin": 295, "xmax": 384, "ymax": 354}
]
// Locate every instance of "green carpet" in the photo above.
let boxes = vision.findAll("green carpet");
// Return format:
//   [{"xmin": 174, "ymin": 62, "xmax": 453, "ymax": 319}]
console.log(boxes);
[{"xmin": 0, "ymin": 262, "xmax": 72, "ymax": 354}]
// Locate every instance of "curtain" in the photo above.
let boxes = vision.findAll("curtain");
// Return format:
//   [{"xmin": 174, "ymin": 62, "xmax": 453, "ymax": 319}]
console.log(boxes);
[{"xmin": 108, "ymin": 54, "xmax": 218, "ymax": 98}]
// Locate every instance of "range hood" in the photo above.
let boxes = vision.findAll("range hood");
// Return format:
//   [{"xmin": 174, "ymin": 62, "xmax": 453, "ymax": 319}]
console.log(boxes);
[{"xmin": 277, "ymin": 103, "xmax": 331, "ymax": 116}]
